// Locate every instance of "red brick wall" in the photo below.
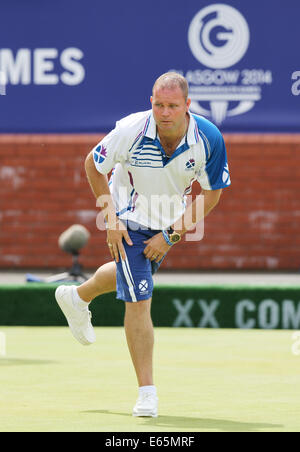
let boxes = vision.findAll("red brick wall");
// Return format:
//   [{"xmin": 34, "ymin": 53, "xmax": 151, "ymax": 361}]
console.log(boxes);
[{"xmin": 0, "ymin": 134, "xmax": 299, "ymax": 271}]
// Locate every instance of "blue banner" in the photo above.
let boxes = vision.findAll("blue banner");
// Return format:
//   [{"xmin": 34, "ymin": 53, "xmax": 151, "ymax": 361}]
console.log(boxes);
[{"xmin": 0, "ymin": 0, "xmax": 299, "ymax": 132}]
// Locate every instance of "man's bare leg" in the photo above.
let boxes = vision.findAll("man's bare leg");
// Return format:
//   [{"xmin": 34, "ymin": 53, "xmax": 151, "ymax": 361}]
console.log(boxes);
[
  {"xmin": 76, "ymin": 261, "xmax": 116, "ymax": 302},
  {"xmin": 124, "ymin": 298, "xmax": 154, "ymax": 387},
  {"xmin": 77, "ymin": 268, "xmax": 154, "ymax": 387},
  {"xmin": 71, "ymin": 264, "xmax": 157, "ymax": 414},
  {"xmin": 75, "ymin": 263, "xmax": 154, "ymax": 385}
]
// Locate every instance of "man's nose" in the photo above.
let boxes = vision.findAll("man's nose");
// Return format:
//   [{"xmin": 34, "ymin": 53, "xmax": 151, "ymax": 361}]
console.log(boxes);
[{"xmin": 161, "ymin": 107, "xmax": 170, "ymax": 117}]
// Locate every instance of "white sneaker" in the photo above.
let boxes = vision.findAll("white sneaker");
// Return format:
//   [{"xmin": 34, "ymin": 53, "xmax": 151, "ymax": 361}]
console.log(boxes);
[
  {"xmin": 55, "ymin": 285, "xmax": 96, "ymax": 346},
  {"xmin": 133, "ymin": 393, "xmax": 158, "ymax": 417}
]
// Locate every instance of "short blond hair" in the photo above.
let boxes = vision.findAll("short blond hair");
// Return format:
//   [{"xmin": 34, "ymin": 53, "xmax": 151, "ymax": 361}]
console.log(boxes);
[{"xmin": 152, "ymin": 72, "xmax": 189, "ymax": 101}]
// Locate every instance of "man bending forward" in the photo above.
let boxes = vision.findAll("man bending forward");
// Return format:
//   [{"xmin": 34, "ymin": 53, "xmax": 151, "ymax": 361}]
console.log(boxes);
[{"xmin": 55, "ymin": 72, "xmax": 231, "ymax": 418}]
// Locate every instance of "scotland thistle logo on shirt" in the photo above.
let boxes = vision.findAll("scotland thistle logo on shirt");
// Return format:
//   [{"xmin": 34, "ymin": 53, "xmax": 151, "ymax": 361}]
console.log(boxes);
[
  {"xmin": 93, "ymin": 145, "xmax": 107, "ymax": 164},
  {"xmin": 185, "ymin": 158, "xmax": 195, "ymax": 170}
]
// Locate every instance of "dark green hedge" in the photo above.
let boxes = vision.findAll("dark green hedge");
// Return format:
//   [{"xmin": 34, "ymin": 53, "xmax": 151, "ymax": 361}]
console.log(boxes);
[{"xmin": 1, "ymin": 284, "xmax": 300, "ymax": 329}]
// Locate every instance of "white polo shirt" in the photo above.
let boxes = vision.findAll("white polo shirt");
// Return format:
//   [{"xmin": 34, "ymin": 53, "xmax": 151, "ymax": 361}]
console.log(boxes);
[{"xmin": 92, "ymin": 109, "xmax": 230, "ymax": 230}]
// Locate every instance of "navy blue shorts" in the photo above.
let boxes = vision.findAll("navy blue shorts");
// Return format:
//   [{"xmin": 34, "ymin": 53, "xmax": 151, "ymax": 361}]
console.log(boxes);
[{"xmin": 116, "ymin": 223, "xmax": 165, "ymax": 302}]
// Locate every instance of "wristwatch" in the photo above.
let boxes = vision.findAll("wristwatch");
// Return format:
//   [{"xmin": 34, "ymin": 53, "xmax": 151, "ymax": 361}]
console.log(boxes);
[{"xmin": 167, "ymin": 227, "xmax": 181, "ymax": 244}]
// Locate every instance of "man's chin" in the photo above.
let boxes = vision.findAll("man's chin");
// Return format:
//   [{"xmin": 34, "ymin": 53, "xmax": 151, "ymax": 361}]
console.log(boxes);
[{"xmin": 159, "ymin": 121, "xmax": 174, "ymax": 129}]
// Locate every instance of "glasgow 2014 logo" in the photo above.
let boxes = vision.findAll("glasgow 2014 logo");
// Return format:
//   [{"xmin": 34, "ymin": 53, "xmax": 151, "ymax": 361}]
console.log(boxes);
[
  {"xmin": 171, "ymin": 4, "xmax": 273, "ymax": 125},
  {"xmin": 188, "ymin": 4, "xmax": 250, "ymax": 69}
]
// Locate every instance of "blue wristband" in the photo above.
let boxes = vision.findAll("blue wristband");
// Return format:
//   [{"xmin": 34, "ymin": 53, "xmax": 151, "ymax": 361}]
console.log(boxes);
[{"xmin": 162, "ymin": 230, "xmax": 173, "ymax": 246}]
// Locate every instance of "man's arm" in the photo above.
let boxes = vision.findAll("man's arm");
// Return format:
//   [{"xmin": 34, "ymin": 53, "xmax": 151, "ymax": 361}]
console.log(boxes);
[
  {"xmin": 85, "ymin": 151, "xmax": 113, "ymax": 205},
  {"xmin": 172, "ymin": 188, "xmax": 222, "ymax": 236},
  {"xmin": 85, "ymin": 151, "xmax": 132, "ymax": 262},
  {"xmin": 143, "ymin": 189, "xmax": 222, "ymax": 262}
]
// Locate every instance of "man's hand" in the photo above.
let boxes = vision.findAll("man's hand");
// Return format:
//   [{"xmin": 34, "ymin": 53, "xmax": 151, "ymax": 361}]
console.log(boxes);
[
  {"xmin": 106, "ymin": 220, "xmax": 133, "ymax": 263},
  {"xmin": 143, "ymin": 232, "xmax": 171, "ymax": 262}
]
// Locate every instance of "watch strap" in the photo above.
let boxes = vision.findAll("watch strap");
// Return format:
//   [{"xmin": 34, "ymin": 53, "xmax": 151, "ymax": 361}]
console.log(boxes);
[{"xmin": 162, "ymin": 230, "xmax": 173, "ymax": 246}]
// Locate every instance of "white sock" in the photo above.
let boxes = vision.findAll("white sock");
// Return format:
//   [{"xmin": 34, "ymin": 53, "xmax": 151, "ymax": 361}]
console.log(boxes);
[
  {"xmin": 72, "ymin": 286, "xmax": 90, "ymax": 310},
  {"xmin": 139, "ymin": 385, "xmax": 157, "ymax": 397}
]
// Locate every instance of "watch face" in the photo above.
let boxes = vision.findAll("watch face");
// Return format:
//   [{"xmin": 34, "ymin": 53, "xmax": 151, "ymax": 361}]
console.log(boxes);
[{"xmin": 170, "ymin": 233, "xmax": 181, "ymax": 243}]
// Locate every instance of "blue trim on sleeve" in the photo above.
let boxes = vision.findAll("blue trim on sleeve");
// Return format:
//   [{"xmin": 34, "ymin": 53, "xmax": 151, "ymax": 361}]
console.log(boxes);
[
  {"xmin": 191, "ymin": 114, "xmax": 220, "ymax": 156},
  {"xmin": 192, "ymin": 114, "xmax": 231, "ymax": 190}
]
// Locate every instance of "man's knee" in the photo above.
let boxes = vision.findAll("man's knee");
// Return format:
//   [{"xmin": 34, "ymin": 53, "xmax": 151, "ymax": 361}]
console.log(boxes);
[
  {"xmin": 125, "ymin": 298, "xmax": 152, "ymax": 315},
  {"xmin": 93, "ymin": 261, "xmax": 116, "ymax": 293}
]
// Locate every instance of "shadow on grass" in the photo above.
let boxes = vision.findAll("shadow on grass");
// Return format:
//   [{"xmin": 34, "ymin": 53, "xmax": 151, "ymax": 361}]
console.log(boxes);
[
  {"xmin": 83, "ymin": 409, "xmax": 283, "ymax": 432},
  {"xmin": 0, "ymin": 358, "xmax": 57, "ymax": 366}
]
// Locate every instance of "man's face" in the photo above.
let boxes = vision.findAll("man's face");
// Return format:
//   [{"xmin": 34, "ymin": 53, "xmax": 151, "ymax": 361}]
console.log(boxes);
[{"xmin": 151, "ymin": 86, "xmax": 191, "ymax": 134}]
